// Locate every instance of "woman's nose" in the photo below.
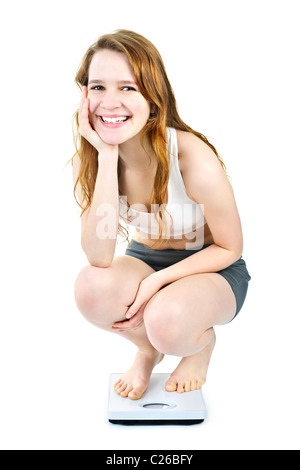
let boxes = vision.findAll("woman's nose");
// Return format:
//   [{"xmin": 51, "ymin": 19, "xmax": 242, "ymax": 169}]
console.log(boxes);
[{"xmin": 100, "ymin": 90, "xmax": 122, "ymax": 110}]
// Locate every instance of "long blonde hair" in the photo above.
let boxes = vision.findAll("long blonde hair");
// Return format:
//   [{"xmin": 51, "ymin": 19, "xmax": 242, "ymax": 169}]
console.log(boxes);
[{"xmin": 72, "ymin": 29, "xmax": 226, "ymax": 244}]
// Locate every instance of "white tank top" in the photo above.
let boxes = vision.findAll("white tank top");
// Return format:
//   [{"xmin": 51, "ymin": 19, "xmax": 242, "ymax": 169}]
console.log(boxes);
[{"xmin": 119, "ymin": 127, "xmax": 206, "ymax": 237}]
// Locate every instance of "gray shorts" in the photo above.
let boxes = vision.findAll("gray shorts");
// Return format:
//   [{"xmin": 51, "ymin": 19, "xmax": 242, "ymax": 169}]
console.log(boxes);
[{"xmin": 125, "ymin": 240, "xmax": 251, "ymax": 319}]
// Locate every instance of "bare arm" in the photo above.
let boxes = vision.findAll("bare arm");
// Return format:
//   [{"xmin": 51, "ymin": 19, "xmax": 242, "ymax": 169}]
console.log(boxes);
[
  {"xmin": 73, "ymin": 87, "xmax": 119, "ymax": 267},
  {"xmin": 155, "ymin": 131, "xmax": 244, "ymax": 286}
]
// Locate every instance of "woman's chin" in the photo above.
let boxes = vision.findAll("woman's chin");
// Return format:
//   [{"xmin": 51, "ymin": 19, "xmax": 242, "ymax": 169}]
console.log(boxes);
[
  {"xmin": 95, "ymin": 129, "xmax": 127, "ymax": 145},
  {"xmin": 98, "ymin": 131, "xmax": 127, "ymax": 146}
]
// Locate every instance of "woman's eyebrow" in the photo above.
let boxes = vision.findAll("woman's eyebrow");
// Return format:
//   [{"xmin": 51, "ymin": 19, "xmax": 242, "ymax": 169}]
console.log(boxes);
[
  {"xmin": 88, "ymin": 79, "xmax": 137, "ymax": 85},
  {"xmin": 117, "ymin": 80, "xmax": 137, "ymax": 85}
]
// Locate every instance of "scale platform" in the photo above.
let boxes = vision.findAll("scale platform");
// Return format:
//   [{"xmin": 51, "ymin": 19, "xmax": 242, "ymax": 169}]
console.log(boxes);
[{"xmin": 108, "ymin": 373, "xmax": 207, "ymax": 425}]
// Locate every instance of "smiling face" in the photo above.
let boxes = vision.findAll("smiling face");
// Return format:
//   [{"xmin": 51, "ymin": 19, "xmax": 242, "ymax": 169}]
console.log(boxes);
[{"xmin": 87, "ymin": 49, "xmax": 151, "ymax": 145}]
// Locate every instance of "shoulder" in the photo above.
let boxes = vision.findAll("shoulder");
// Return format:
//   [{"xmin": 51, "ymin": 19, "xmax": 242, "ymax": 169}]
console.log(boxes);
[
  {"xmin": 175, "ymin": 130, "xmax": 227, "ymax": 198},
  {"xmin": 176, "ymin": 130, "xmax": 221, "ymax": 173}
]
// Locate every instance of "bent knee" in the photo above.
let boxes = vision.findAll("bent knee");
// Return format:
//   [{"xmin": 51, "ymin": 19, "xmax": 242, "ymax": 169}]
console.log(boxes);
[
  {"xmin": 74, "ymin": 265, "xmax": 118, "ymax": 321},
  {"xmin": 144, "ymin": 297, "xmax": 185, "ymax": 356}
]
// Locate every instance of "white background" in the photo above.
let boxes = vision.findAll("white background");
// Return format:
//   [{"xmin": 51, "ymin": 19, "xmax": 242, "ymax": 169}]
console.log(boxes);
[{"xmin": 0, "ymin": 0, "xmax": 299, "ymax": 450}]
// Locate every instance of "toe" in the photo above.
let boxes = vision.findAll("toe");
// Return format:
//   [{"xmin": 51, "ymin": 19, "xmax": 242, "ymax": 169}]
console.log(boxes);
[
  {"xmin": 196, "ymin": 380, "xmax": 202, "ymax": 390},
  {"xmin": 114, "ymin": 378, "xmax": 121, "ymax": 388},
  {"xmin": 120, "ymin": 383, "xmax": 129, "ymax": 393},
  {"xmin": 184, "ymin": 381, "xmax": 191, "ymax": 392},
  {"xmin": 177, "ymin": 381, "xmax": 185, "ymax": 393},
  {"xmin": 165, "ymin": 377, "xmax": 178, "ymax": 392},
  {"xmin": 128, "ymin": 386, "xmax": 144, "ymax": 400},
  {"xmin": 191, "ymin": 379, "xmax": 197, "ymax": 391},
  {"xmin": 121, "ymin": 384, "xmax": 133, "ymax": 397},
  {"xmin": 114, "ymin": 381, "xmax": 124, "ymax": 394}
]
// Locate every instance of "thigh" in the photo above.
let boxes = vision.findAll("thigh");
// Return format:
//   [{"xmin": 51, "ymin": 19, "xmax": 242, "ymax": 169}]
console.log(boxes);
[
  {"xmin": 110, "ymin": 254, "xmax": 156, "ymax": 304},
  {"xmin": 145, "ymin": 272, "xmax": 237, "ymax": 335},
  {"xmin": 75, "ymin": 254, "xmax": 155, "ymax": 314}
]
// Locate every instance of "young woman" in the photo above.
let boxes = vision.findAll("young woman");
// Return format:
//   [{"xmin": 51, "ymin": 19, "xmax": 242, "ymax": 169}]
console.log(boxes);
[{"xmin": 72, "ymin": 30, "xmax": 251, "ymax": 400}]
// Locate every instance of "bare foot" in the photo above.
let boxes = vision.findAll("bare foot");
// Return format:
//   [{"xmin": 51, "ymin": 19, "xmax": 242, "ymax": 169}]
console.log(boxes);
[
  {"xmin": 165, "ymin": 329, "xmax": 216, "ymax": 393},
  {"xmin": 114, "ymin": 348, "xmax": 164, "ymax": 400}
]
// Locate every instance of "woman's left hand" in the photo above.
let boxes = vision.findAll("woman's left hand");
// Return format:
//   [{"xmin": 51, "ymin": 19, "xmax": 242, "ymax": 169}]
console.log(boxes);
[{"xmin": 112, "ymin": 272, "xmax": 163, "ymax": 332}]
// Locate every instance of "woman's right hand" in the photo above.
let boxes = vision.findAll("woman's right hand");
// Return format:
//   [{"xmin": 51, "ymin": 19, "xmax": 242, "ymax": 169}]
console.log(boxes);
[{"xmin": 78, "ymin": 86, "xmax": 116, "ymax": 155}]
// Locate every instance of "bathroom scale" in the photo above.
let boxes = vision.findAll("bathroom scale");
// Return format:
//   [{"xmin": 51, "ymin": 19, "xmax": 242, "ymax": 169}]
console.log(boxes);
[{"xmin": 108, "ymin": 373, "xmax": 207, "ymax": 425}]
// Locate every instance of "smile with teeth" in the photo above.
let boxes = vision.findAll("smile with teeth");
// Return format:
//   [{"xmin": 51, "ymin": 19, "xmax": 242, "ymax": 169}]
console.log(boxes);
[{"xmin": 101, "ymin": 116, "xmax": 130, "ymax": 123}]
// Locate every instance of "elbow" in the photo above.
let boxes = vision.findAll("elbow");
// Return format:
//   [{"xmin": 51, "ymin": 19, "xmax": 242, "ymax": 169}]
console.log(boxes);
[
  {"xmin": 238, "ymin": 237, "xmax": 244, "ymax": 258},
  {"xmin": 234, "ymin": 249, "xmax": 243, "ymax": 262},
  {"xmin": 81, "ymin": 238, "xmax": 114, "ymax": 269},
  {"xmin": 232, "ymin": 240, "xmax": 244, "ymax": 261},
  {"xmin": 89, "ymin": 259, "xmax": 112, "ymax": 268},
  {"xmin": 86, "ymin": 252, "xmax": 113, "ymax": 268},
  {"xmin": 219, "ymin": 240, "xmax": 243, "ymax": 263}
]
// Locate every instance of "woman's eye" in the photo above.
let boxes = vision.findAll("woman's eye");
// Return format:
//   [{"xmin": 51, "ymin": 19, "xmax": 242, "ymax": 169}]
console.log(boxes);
[
  {"xmin": 122, "ymin": 86, "xmax": 136, "ymax": 92},
  {"xmin": 88, "ymin": 85, "xmax": 137, "ymax": 92}
]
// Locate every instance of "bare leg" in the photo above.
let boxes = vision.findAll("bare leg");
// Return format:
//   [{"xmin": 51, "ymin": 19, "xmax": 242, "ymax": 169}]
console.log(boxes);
[
  {"xmin": 114, "ymin": 348, "xmax": 164, "ymax": 400},
  {"xmin": 165, "ymin": 328, "xmax": 216, "ymax": 392},
  {"xmin": 143, "ymin": 273, "xmax": 237, "ymax": 393},
  {"xmin": 74, "ymin": 255, "xmax": 164, "ymax": 400}
]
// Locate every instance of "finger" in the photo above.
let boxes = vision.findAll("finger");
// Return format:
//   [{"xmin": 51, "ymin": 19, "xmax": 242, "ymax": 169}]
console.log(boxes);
[
  {"xmin": 125, "ymin": 310, "xmax": 136, "ymax": 320},
  {"xmin": 78, "ymin": 98, "xmax": 91, "ymax": 135},
  {"xmin": 113, "ymin": 324, "xmax": 142, "ymax": 332},
  {"xmin": 79, "ymin": 86, "xmax": 88, "ymax": 113},
  {"xmin": 112, "ymin": 320, "xmax": 130, "ymax": 329},
  {"xmin": 79, "ymin": 90, "xmax": 89, "ymax": 122},
  {"xmin": 113, "ymin": 317, "xmax": 142, "ymax": 330},
  {"xmin": 126, "ymin": 301, "xmax": 145, "ymax": 319},
  {"xmin": 113, "ymin": 321, "xmax": 136, "ymax": 330},
  {"xmin": 79, "ymin": 97, "xmax": 89, "ymax": 121}
]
